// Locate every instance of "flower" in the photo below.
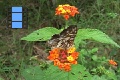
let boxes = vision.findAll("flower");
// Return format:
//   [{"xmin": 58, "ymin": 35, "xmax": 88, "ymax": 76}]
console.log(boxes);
[
  {"xmin": 55, "ymin": 4, "xmax": 79, "ymax": 20},
  {"xmin": 64, "ymin": 63, "xmax": 71, "ymax": 71},
  {"xmin": 71, "ymin": 52, "xmax": 79, "ymax": 59},
  {"xmin": 67, "ymin": 47, "xmax": 76, "ymax": 53},
  {"xmin": 67, "ymin": 55, "xmax": 74, "ymax": 62},
  {"xmin": 47, "ymin": 47, "xmax": 79, "ymax": 71},
  {"xmin": 109, "ymin": 59, "xmax": 117, "ymax": 66},
  {"xmin": 47, "ymin": 48, "xmax": 59, "ymax": 61}
]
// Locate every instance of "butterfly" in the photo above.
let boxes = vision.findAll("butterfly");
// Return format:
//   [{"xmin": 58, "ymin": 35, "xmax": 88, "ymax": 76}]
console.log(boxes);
[{"xmin": 47, "ymin": 25, "xmax": 78, "ymax": 49}]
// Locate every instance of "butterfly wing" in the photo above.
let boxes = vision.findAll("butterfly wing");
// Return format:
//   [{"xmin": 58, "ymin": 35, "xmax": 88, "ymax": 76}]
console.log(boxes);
[{"xmin": 48, "ymin": 25, "xmax": 78, "ymax": 49}]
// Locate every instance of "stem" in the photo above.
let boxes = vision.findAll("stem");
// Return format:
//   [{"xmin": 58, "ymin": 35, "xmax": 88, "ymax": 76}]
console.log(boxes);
[
  {"xmin": 68, "ymin": 72, "xmax": 69, "ymax": 80},
  {"xmin": 65, "ymin": 20, "xmax": 69, "ymax": 29}
]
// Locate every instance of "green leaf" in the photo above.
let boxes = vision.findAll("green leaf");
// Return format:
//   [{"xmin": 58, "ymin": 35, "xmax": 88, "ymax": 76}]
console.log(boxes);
[
  {"xmin": 105, "ymin": 70, "xmax": 117, "ymax": 80},
  {"xmin": 92, "ymin": 55, "xmax": 98, "ymax": 61},
  {"xmin": 74, "ymin": 29, "xmax": 120, "ymax": 48},
  {"xmin": 70, "ymin": 64, "xmax": 92, "ymax": 80},
  {"xmin": 90, "ymin": 48, "xmax": 98, "ymax": 54},
  {"xmin": 96, "ymin": 0, "xmax": 102, "ymax": 6},
  {"xmin": 21, "ymin": 27, "xmax": 60, "ymax": 41},
  {"xmin": 92, "ymin": 75, "xmax": 107, "ymax": 80},
  {"xmin": 21, "ymin": 66, "xmax": 46, "ymax": 80},
  {"xmin": 0, "ymin": 77, "xmax": 4, "ymax": 80},
  {"xmin": 21, "ymin": 64, "xmax": 92, "ymax": 80}
]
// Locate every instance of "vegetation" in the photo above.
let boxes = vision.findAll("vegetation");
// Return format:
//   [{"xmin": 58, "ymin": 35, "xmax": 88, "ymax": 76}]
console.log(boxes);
[{"xmin": 0, "ymin": 0, "xmax": 120, "ymax": 80}]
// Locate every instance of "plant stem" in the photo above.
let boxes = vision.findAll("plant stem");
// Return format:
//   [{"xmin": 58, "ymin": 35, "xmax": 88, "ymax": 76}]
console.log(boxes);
[
  {"xmin": 68, "ymin": 72, "xmax": 69, "ymax": 80},
  {"xmin": 65, "ymin": 20, "xmax": 69, "ymax": 29}
]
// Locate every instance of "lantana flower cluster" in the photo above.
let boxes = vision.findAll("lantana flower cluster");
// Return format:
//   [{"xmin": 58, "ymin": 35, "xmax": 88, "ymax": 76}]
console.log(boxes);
[
  {"xmin": 47, "ymin": 47, "xmax": 79, "ymax": 71},
  {"xmin": 55, "ymin": 4, "xmax": 79, "ymax": 20},
  {"xmin": 109, "ymin": 59, "xmax": 117, "ymax": 66}
]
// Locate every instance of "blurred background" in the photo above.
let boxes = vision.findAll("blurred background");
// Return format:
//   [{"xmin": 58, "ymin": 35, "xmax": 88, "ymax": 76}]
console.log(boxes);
[{"xmin": 0, "ymin": 0, "xmax": 120, "ymax": 80}]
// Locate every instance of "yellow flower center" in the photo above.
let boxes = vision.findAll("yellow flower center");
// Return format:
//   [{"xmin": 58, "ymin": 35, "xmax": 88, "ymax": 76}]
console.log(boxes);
[
  {"xmin": 67, "ymin": 56, "xmax": 74, "ymax": 62},
  {"xmin": 67, "ymin": 47, "xmax": 76, "ymax": 53},
  {"xmin": 64, "ymin": 4, "xmax": 70, "ymax": 6}
]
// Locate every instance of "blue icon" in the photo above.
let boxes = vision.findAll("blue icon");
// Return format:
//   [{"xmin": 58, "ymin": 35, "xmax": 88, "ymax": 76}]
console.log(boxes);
[
  {"xmin": 11, "ymin": 7, "xmax": 23, "ymax": 28},
  {"xmin": 12, "ymin": 7, "xmax": 22, "ymax": 12},
  {"xmin": 12, "ymin": 13, "xmax": 22, "ymax": 21},
  {"xmin": 12, "ymin": 22, "xmax": 22, "ymax": 28},
  {"xmin": 7, "ymin": 6, "xmax": 28, "ymax": 29}
]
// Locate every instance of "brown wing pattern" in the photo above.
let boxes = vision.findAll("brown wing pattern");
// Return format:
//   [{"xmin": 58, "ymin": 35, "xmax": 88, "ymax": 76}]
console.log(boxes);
[{"xmin": 48, "ymin": 25, "xmax": 78, "ymax": 49}]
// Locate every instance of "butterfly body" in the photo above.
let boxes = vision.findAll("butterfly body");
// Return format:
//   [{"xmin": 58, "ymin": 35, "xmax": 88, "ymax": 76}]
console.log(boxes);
[{"xmin": 48, "ymin": 25, "xmax": 78, "ymax": 50}]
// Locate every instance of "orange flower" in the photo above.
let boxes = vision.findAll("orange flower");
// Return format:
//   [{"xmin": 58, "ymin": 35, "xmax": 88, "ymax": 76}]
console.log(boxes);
[
  {"xmin": 71, "ymin": 60, "xmax": 77, "ymax": 64},
  {"xmin": 71, "ymin": 52, "xmax": 79, "ymax": 59},
  {"xmin": 63, "ymin": 14, "xmax": 69, "ymax": 20},
  {"xmin": 54, "ymin": 59, "xmax": 60, "ymax": 66},
  {"xmin": 64, "ymin": 63, "xmax": 71, "ymax": 71},
  {"xmin": 58, "ymin": 63, "xmax": 71, "ymax": 71},
  {"xmin": 58, "ymin": 63, "xmax": 64, "ymax": 70},
  {"xmin": 55, "ymin": 4, "xmax": 79, "ymax": 20},
  {"xmin": 47, "ymin": 47, "xmax": 79, "ymax": 71},
  {"xmin": 109, "ymin": 60, "xmax": 117, "ymax": 66},
  {"xmin": 47, "ymin": 48, "xmax": 59, "ymax": 60}
]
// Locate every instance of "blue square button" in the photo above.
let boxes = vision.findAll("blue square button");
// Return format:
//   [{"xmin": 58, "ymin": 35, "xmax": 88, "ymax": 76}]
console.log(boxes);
[
  {"xmin": 12, "ymin": 13, "xmax": 22, "ymax": 21},
  {"xmin": 12, "ymin": 22, "xmax": 22, "ymax": 28},
  {"xmin": 12, "ymin": 7, "xmax": 22, "ymax": 12}
]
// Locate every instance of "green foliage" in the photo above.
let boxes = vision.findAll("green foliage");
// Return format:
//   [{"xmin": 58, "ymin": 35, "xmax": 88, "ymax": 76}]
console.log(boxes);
[
  {"xmin": 1, "ymin": 0, "xmax": 120, "ymax": 80},
  {"xmin": 74, "ymin": 29, "xmax": 120, "ymax": 48},
  {"xmin": 106, "ymin": 13, "xmax": 118, "ymax": 19},
  {"xmin": 21, "ymin": 64, "xmax": 118, "ymax": 80},
  {"xmin": 92, "ymin": 75, "xmax": 107, "ymax": 80},
  {"xmin": 78, "ymin": 48, "xmax": 118, "ymax": 80},
  {"xmin": 21, "ymin": 27, "xmax": 120, "ymax": 48},
  {"xmin": 79, "ymin": 48, "xmax": 107, "ymax": 70},
  {"xmin": 0, "ymin": 77, "xmax": 4, "ymax": 80},
  {"xmin": 21, "ymin": 27, "xmax": 60, "ymax": 41},
  {"xmin": 21, "ymin": 64, "xmax": 92, "ymax": 80}
]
